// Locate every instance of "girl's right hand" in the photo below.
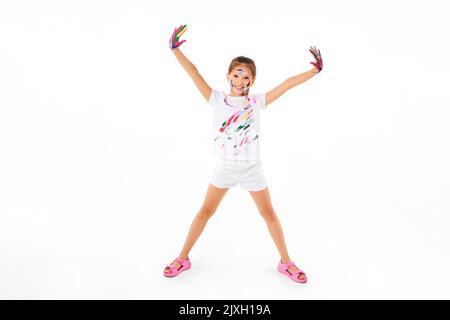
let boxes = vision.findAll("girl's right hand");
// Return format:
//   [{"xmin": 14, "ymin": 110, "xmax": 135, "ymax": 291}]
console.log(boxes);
[{"xmin": 169, "ymin": 24, "xmax": 188, "ymax": 50}]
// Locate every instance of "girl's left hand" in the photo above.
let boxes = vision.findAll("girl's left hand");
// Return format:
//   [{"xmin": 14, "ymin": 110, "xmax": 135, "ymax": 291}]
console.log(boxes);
[{"xmin": 309, "ymin": 46, "xmax": 323, "ymax": 72}]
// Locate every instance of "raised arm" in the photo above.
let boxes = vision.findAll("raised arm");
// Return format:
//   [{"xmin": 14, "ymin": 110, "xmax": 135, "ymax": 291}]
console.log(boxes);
[
  {"xmin": 169, "ymin": 25, "xmax": 212, "ymax": 102},
  {"xmin": 265, "ymin": 46, "xmax": 323, "ymax": 107}
]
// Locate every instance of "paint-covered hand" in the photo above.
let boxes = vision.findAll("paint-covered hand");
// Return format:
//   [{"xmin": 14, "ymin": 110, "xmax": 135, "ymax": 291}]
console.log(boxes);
[
  {"xmin": 309, "ymin": 46, "xmax": 323, "ymax": 72},
  {"xmin": 169, "ymin": 24, "xmax": 188, "ymax": 50}
]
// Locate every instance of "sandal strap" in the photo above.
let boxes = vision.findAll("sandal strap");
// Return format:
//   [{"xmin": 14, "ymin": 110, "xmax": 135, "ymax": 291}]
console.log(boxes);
[
  {"xmin": 176, "ymin": 257, "xmax": 189, "ymax": 264},
  {"xmin": 165, "ymin": 257, "xmax": 189, "ymax": 270},
  {"xmin": 280, "ymin": 261, "xmax": 295, "ymax": 268},
  {"xmin": 282, "ymin": 263, "xmax": 305, "ymax": 277},
  {"xmin": 292, "ymin": 268, "xmax": 304, "ymax": 276}
]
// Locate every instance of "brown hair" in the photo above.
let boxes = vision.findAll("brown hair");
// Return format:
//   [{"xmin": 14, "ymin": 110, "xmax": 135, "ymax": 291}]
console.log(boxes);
[{"xmin": 228, "ymin": 56, "xmax": 256, "ymax": 79}]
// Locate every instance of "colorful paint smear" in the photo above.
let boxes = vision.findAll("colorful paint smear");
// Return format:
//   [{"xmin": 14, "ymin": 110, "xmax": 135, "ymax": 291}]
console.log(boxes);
[{"xmin": 214, "ymin": 94, "xmax": 260, "ymax": 157}]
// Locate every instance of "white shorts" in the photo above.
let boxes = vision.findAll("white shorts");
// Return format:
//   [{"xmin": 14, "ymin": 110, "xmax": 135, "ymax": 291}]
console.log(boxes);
[{"xmin": 210, "ymin": 160, "xmax": 268, "ymax": 192}]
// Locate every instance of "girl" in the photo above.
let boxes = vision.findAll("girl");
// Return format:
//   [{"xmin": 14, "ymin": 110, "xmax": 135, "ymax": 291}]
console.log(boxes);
[{"xmin": 163, "ymin": 24, "xmax": 323, "ymax": 283}]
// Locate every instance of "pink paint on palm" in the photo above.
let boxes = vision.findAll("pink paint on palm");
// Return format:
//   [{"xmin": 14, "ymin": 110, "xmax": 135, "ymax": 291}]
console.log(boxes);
[
  {"xmin": 309, "ymin": 46, "xmax": 323, "ymax": 72},
  {"xmin": 169, "ymin": 24, "xmax": 188, "ymax": 49}
]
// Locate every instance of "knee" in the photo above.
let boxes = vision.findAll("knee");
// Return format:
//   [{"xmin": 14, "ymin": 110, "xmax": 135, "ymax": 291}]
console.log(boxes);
[
  {"xmin": 197, "ymin": 207, "xmax": 216, "ymax": 220},
  {"xmin": 261, "ymin": 210, "xmax": 278, "ymax": 222}
]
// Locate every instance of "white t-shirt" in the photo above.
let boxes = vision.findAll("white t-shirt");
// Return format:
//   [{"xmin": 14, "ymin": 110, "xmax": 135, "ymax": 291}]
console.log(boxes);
[{"xmin": 207, "ymin": 89, "xmax": 266, "ymax": 163}]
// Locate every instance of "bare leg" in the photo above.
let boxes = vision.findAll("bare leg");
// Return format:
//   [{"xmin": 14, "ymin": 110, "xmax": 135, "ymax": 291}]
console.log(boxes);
[
  {"xmin": 164, "ymin": 183, "xmax": 229, "ymax": 275},
  {"xmin": 249, "ymin": 186, "xmax": 306, "ymax": 281}
]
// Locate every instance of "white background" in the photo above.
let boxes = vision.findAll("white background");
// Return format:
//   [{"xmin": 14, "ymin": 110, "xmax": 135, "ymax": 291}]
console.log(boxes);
[{"xmin": 1, "ymin": 0, "xmax": 449, "ymax": 299}]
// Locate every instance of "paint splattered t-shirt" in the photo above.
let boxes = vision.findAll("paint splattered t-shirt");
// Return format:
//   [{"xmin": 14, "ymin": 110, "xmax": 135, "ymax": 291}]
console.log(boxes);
[{"xmin": 207, "ymin": 89, "xmax": 266, "ymax": 163}]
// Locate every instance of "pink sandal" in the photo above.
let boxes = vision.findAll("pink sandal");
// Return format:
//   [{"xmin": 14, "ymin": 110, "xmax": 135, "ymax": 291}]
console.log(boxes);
[
  {"xmin": 278, "ymin": 260, "xmax": 307, "ymax": 283},
  {"xmin": 163, "ymin": 257, "xmax": 191, "ymax": 278}
]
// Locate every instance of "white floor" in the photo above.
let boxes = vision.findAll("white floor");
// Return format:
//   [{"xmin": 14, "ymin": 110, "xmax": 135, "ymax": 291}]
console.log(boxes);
[{"xmin": 1, "ymin": 169, "xmax": 449, "ymax": 300}]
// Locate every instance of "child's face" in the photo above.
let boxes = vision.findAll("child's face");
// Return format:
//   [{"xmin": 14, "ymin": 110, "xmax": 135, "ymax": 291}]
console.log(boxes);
[{"xmin": 227, "ymin": 65, "xmax": 255, "ymax": 96}]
